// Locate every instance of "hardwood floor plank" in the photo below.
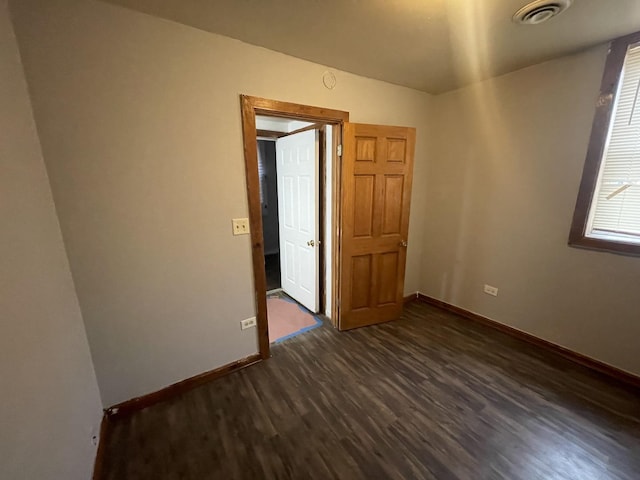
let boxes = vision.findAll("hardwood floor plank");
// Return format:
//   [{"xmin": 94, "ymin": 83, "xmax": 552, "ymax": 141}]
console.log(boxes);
[{"xmin": 99, "ymin": 302, "xmax": 640, "ymax": 479}]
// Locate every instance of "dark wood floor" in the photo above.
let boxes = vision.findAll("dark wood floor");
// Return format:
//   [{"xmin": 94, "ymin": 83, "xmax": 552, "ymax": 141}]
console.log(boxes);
[{"xmin": 99, "ymin": 301, "xmax": 640, "ymax": 480}]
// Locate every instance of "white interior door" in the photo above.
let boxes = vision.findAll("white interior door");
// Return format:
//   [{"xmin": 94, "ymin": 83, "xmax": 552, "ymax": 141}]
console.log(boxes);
[{"xmin": 276, "ymin": 129, "xmax": 319, "ymax": 312}]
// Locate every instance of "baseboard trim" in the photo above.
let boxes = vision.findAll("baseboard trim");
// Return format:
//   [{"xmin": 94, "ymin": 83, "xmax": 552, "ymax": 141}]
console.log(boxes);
[
  {"xmin": 105, "ymin": 353, "xmax": 262, "ymax": 419},
  {"xmin": 403, "ymin": 293, "xmax": 418, "ymax": 304},
  {"xmin": 410, "ymin": 293, "xmax": 640, "ymax": 390}
]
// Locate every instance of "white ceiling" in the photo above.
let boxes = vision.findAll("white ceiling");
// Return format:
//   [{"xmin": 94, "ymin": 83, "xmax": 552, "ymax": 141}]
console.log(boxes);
[{"xmin": 103, "ymin": 0, "xmax": 640, "ymax": 94}]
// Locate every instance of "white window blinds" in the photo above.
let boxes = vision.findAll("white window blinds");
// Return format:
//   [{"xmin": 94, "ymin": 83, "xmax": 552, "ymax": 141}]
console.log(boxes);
[{"xmin": 587, "ymin": 44, "xmax": 640, "ymax": 242}]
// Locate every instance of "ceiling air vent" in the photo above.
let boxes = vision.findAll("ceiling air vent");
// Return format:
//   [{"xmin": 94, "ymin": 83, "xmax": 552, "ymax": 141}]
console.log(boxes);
[{"xmin": 512, "ymin": 0, "xmax": 572, "ymax": 25}]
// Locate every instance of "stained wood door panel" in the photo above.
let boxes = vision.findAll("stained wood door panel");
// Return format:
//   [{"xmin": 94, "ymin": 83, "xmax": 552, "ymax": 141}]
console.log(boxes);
[
  {"xmin": 339, "ymin": 123, "xmax": 415, "ymax": 330},
  {"xmin": 382, "ymin": 175, "xmax": 404, "ymax": 235},
  {"xmin": 350, "ymin": 255, "xmax": 372, "ymax": 309},
  {"xmin": 353, "ymin": 175, "xmax": 375, "ymax": 237},
  {"xmin": 344, "ymin": 251, "xmax": 403, "ymax": 311},
  {"xmin": 355, "ymin": 136, "xmax": 376, "ymax": 162},
  {"xmin": 387, "ymin": 138, "xmax": 407, "ymax": 163},
  {"xmin": 377, "ymin": 252, "xmax": 399, "ymax": 305}
]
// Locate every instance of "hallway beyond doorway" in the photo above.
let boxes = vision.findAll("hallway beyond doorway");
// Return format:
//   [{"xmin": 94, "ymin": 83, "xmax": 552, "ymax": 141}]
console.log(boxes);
[
  {"xmin": 267, "ymin": 291, "xmax": 321, "ymax": 343},
  {"xmin": 265, "ymin": 253, "xmax": 280, "ymax": 291}
]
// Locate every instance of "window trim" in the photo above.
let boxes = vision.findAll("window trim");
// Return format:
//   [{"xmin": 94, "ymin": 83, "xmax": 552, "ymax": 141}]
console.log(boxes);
[{"xmin": 569, "ymin": 31, "xmax": 640, "ymax": 256}]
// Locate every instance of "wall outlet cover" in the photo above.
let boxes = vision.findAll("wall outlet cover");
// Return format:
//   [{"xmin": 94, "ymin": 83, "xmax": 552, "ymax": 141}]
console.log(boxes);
[
  {"xmin": 232, "ymin": 218, "xmax": 250, "ymax": 236},
  {"xmin": 240, "ymin": 317, "xmax": 257, "ymax": 330},
  {"xmin": 483, "ymin": 284, "xmax": 499, "ymax": 296}
]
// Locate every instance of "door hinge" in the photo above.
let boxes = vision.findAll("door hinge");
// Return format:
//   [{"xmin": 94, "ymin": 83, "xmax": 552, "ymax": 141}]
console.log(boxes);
[{"xmin": 337, "ymin": 144, "xmax": 342, "ymax": 157}]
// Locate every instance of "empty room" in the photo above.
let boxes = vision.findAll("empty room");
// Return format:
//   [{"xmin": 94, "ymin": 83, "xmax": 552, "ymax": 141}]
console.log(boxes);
[{"xmin": 2, "ymin": 0, "xmax": 640, "ymax": 479}]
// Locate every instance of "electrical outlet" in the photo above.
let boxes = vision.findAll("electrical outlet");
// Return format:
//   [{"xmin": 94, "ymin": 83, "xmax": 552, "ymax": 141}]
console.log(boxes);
[
  {"xmin": 240, "ymin": 317, "xmax": 257, "ymax": 330},
  {"xmin": 484, "ymin": 284, "xmax": 499, "ymax": 296},
  {"xmin": 232, "ymin": 218, "xmax": 250, "ymax": 236}
]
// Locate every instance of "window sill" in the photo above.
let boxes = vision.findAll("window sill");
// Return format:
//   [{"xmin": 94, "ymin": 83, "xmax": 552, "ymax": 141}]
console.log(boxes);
[{"xmin": 568, "ymin": 235, "xmax": 640, "ymax": 257}]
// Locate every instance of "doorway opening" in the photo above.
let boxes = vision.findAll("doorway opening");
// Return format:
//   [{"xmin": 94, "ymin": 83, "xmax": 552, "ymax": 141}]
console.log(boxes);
[
  {"xmin": 241, "ymin": 96, "xmax": 416, "ymax": 360},
  {"xmin": 256, "ymin": 116, "xmax": 330, "ymax": 343},
  {"xmin": 240, "ymin": 96, "xmax": 349, "ymax": 359}
]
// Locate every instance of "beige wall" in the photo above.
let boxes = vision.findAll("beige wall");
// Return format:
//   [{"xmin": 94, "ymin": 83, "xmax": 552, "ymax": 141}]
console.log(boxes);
[
  {"xmin": 10, "ymin": 0, "xmax": 432, "ymax": 406},
  {"xmin": 0, "ymin": 1, "xmax": 103, "ymax": 478},
  {"xmin": 423, "ymin": 45, "xmax": 640, "ymax": 376}
]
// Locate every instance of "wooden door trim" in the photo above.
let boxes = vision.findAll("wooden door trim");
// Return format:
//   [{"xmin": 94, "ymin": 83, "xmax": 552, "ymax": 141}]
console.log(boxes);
[
  {"xmin": 283, "ymin": 122, "xmax": 325, "ymax": 138},
  {"xmin": 240, "ymin": 95, "xmax": 349, "ymax": 359},
  {"xmin": 331, "ymin": 124, "xmax": 343, "ymax": 326},
  {"xmin": 256, "ymin": 129, "xmax": 287, "ymax": 139},
  {"xmin": 248, "ymin": 96, "xmax": 350, "ymax": 122},
  {"xmin": 257, "ymin": 123, "xmax": 325, "ymax": 140},
  {"xmin": 318, "ymin": 126, "xmax": 326, "ymax": 315}
]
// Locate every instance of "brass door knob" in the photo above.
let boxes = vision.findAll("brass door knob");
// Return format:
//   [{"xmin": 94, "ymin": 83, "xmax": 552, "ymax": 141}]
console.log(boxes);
[
  {"xmin": 399, "ymin": 240, "xmax": 408, "ymax": 247},
  {"xmin": 307, "ymin": 240, "xmax": 315, "ymax": 247}
]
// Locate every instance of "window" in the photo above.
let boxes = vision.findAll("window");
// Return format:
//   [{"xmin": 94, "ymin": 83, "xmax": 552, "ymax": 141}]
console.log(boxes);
[{"xmin": 570, "ymin": 32, "xmax": 640, "ymax": 255}]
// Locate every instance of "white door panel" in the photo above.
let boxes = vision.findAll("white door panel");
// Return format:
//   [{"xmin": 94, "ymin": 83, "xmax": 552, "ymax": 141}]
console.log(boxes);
[
  {"xmin": 283, "ymin": 241, "xmax": 296, "ymax": 283},
  {"xmin": 276, "ymin": 129, "xmax": 319, "ymax": 312}
]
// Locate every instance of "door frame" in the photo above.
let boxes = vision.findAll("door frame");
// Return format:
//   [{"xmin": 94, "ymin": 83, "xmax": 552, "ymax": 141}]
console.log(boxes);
[{"xmin": 240, "ymin": 95, "xmax": 349, "ymax": 359}]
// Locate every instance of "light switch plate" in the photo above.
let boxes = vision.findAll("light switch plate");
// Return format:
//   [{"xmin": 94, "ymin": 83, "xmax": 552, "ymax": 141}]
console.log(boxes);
[{"xmin": 232, "ymin": 218, "xmax": 250, "ymax": 236}]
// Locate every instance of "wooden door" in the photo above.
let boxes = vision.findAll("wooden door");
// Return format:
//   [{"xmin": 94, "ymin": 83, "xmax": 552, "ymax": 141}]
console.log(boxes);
[
  {"xmin": 338, "ymin": 123, "xmax": 415, "ymax": 330},
  {"xmin": 276, "ymin": 129, "xmax": 320, "ymax": 312}
]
